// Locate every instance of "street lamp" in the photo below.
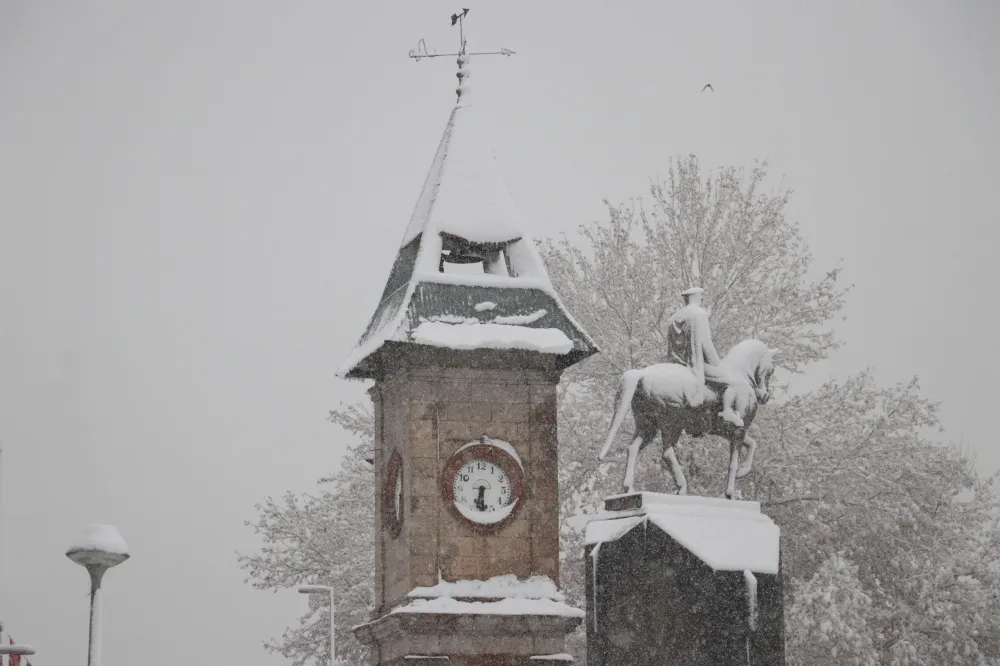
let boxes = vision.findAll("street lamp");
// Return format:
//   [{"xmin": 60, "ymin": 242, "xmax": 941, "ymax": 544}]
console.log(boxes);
[
  {"xmin": 298, "ymin": 584, "xmax": 335, "ymax": 666},
  {"xmin": 66, "ymin": 524, "xmax": 130, "ymax": 666}
]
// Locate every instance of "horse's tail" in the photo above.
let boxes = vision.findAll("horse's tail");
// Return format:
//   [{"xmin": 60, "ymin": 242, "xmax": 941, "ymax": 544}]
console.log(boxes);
[{"xmin": 599, "ymin": 369, "xmax": 643, "ymax": 461}]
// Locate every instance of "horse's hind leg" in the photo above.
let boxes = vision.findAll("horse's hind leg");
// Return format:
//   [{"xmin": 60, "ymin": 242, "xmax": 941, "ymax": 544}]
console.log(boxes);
[
  {"xmin": 623, "ymin": 436, "xmax": 642, "ymax": 494},
  {"xmin": 623, "ymin": 416, "xmax": 657, "ymax": 494},
  {"xmin": 736, "ymin": 434, "xmax": 757, "ymax": 479},
  {"xmin": 725, "ymin": 439, "xmax": 741, "ymax": 499}
]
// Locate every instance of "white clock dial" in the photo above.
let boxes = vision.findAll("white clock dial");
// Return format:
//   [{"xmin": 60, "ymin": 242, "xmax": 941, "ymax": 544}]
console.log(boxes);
[{"xmin": 453, "ymin": 458, "xmax": 514, "ymax": 514}]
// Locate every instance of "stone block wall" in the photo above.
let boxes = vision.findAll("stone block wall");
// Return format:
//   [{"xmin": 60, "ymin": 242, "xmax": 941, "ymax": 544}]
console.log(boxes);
[{"xmin": 372, "ymin": 363, "xmax": 562, "ymax": 614}]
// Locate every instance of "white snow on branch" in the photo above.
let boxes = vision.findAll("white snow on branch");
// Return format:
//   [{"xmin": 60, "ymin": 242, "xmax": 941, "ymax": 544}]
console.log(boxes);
[
  {"xmin": 411, "ymin": 321, "xmax": 573, "ymax": 354},
  {"xmin": 474, "ymin": 301, "xmax": 498, "ymax": 311},
  {"xmin": 530, "ymin": 655, "xmax": 574, "ymax": 662}
]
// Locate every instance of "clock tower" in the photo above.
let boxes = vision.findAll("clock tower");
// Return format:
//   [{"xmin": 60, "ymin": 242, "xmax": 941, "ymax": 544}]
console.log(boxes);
[{"xmin": 342, "ymin": 52, "xmax": 596, "ymax": 665}]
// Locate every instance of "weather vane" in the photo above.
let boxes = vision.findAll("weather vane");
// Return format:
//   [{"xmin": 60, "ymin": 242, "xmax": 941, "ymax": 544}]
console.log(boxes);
[{"xmin": 408, "ymin": 8, "xmax": 516, "ymax": 61}]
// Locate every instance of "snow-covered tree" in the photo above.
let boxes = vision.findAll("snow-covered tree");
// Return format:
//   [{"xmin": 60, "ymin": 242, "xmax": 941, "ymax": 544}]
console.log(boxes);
[
  {"xmin": 241, "ymin": 156, "xmax": 1000, "ymax": 665},
  {"xmin": 237, "ymin": 404, "xmax": 374, "ymax": 666},
  {"xmin": 786, "ymin": 553, "xmax": 879, "ymax": 666}
]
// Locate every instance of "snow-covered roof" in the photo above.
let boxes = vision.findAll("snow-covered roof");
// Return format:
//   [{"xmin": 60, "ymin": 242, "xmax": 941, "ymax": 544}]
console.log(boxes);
[
  {"xmin": 399, "ymin": 97, "xmax": 527, "ymax": 248},
  {"xmin": 412, "ymin": 320, "xmax": 573, "ymax": 355},
  {"xmin": 338, "ymin": 93, "xmax": 596, "ymax": 379},
  {"xmin": 585, "ymin": 493, "xmax": 780, "ymax": 575}
]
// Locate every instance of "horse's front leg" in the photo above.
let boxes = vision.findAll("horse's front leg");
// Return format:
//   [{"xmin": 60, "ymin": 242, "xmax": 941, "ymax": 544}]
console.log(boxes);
[
  {"xmin": 736, "ymin": 434, "xmax": 757, "ymax": 479},
  {"xmin": 719, "ymin": 386, "xmax": 745, "ymax": 428},
  {"xmin": 725, "ymin": 439, "xmax": 740, "ymax": 499},
  {"xmin": 623, "ymin": 435, "xmax": 643, "ymax": 494},
  {"xmin": 663, "ymin": 446, "xmax": 687, "ymax": 495}
]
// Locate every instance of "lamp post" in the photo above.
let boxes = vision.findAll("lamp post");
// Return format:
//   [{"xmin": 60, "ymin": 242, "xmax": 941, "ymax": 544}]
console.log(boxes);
[
  {"xmin": 66, "ymin": 525, "xmax": 129, "ymax": 666},
  {"xmin": 298, "ymin": 584, "xmax": 335, "ymax": 666}
]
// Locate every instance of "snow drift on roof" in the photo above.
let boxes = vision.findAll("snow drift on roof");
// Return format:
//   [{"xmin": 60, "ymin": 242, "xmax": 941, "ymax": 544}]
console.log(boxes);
[
  {"xmin": 585, "ymin": 493, "xmax": 780, "ymax": 575},
  {"xmin": 411, "ymin": 320, "xmax": 574, "ymax": 355},
  {"xmin": 646, "ymin": 508, "xmax": 779, "ymax": 575},
  {"xmin": 400, "ymin": 100, "xmax": 527, "ymax": 248}
]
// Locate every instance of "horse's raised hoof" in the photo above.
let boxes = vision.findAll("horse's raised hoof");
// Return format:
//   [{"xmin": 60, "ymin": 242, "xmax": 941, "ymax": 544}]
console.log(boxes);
[{"xmin": 735, "ymin": 466, "xmax": 752, "ymax": 479}]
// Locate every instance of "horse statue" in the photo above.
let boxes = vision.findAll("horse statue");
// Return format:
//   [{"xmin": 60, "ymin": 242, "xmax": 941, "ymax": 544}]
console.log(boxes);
[{"xmin": 598, "ymin": 339, "xmax": 778, "ymax": 499}]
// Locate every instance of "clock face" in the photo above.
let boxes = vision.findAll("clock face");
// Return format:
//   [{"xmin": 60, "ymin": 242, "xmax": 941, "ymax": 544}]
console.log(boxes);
[
  {"xmin": 441, "ymin": 439, "xmax": 525, "ymax": 532},
  {"xmin": 453, "ymin": 458, "xmax": 514, "ymax": 514},
  {"xmin": 382, "ymin": 450, "xmax": 404, "ymax": 538}
]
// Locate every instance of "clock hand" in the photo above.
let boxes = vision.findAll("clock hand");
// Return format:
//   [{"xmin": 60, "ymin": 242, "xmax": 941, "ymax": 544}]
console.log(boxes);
[{"xmin": 474, "ymin": 486, "xmax": 487, "ymax": 511}]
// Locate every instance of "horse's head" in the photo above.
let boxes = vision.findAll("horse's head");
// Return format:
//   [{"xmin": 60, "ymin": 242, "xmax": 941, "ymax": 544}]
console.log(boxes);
[{"xmin": 754, "ymin": 347, "xmax": 779, "ymax": 405}]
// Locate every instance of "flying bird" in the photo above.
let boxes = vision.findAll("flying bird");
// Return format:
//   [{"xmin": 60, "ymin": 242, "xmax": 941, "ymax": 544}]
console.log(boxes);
[{"xmin": 701, "ymin": 84, "xmax": 714, "ymax": 92}]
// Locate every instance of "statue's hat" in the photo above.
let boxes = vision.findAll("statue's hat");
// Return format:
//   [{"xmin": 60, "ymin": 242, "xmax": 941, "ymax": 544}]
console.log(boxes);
[{"xmin": 681, "ymin": 286, "xmax": 705, "ymax": 296}]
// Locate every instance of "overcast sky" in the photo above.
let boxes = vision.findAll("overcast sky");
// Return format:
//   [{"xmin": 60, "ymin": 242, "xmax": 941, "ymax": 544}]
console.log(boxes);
[{"xmin": 1, "ymin": 1, "xmax": 998, "ymax": 664}]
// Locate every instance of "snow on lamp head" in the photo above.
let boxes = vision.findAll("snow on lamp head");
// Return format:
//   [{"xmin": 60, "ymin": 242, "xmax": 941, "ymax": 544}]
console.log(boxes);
[{"xmin": 66, "ymin": 524, "xmax": 130, "ymax": 570}]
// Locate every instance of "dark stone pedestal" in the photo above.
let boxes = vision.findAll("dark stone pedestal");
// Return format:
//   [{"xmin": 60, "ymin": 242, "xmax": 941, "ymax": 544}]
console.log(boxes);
[{"xmin": 584, "ymin": 493, "xmax": 785, "ymax": 666}]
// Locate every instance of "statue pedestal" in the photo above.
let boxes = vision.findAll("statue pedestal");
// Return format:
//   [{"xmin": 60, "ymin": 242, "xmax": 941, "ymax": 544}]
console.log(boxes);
[{"xmin": 584, "ymin": 492, "xmax": 785, "ymax": 666}]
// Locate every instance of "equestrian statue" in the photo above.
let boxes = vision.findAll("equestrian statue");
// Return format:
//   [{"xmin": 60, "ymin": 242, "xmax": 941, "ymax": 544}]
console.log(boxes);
[{"xmin": 598, "ymin": 287, "xmax": 779, "ymax": 499}]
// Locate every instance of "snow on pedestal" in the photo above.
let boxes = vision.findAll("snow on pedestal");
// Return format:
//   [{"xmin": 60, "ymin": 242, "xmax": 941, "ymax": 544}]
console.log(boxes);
[
  {"xmin": 585, "ymin": 493, "xmax": 785, "ymax": 666},
  {"xmin": 391, "ymin": 573, "xmax": 583, "ymax": 619},
  {"xmin": 409, "ymin": 573, "xmax": 564, "ymax": 601},
  {"xmin": 392, "ymin": 597, "xmax": 584, "ymax": 618},
  {"xmin": 354, "ymin": 571, "xmax": 585, "ymax": 663},
  {"xmin": 586, "ymin": 493, "xmax": 779, "ymax": 575}
]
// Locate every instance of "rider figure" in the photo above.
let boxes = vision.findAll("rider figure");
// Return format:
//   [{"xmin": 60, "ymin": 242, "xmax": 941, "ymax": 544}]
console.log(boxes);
[{"xmin": 667, "ymin": 287, "xmax": 747, "ymax": 427}]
